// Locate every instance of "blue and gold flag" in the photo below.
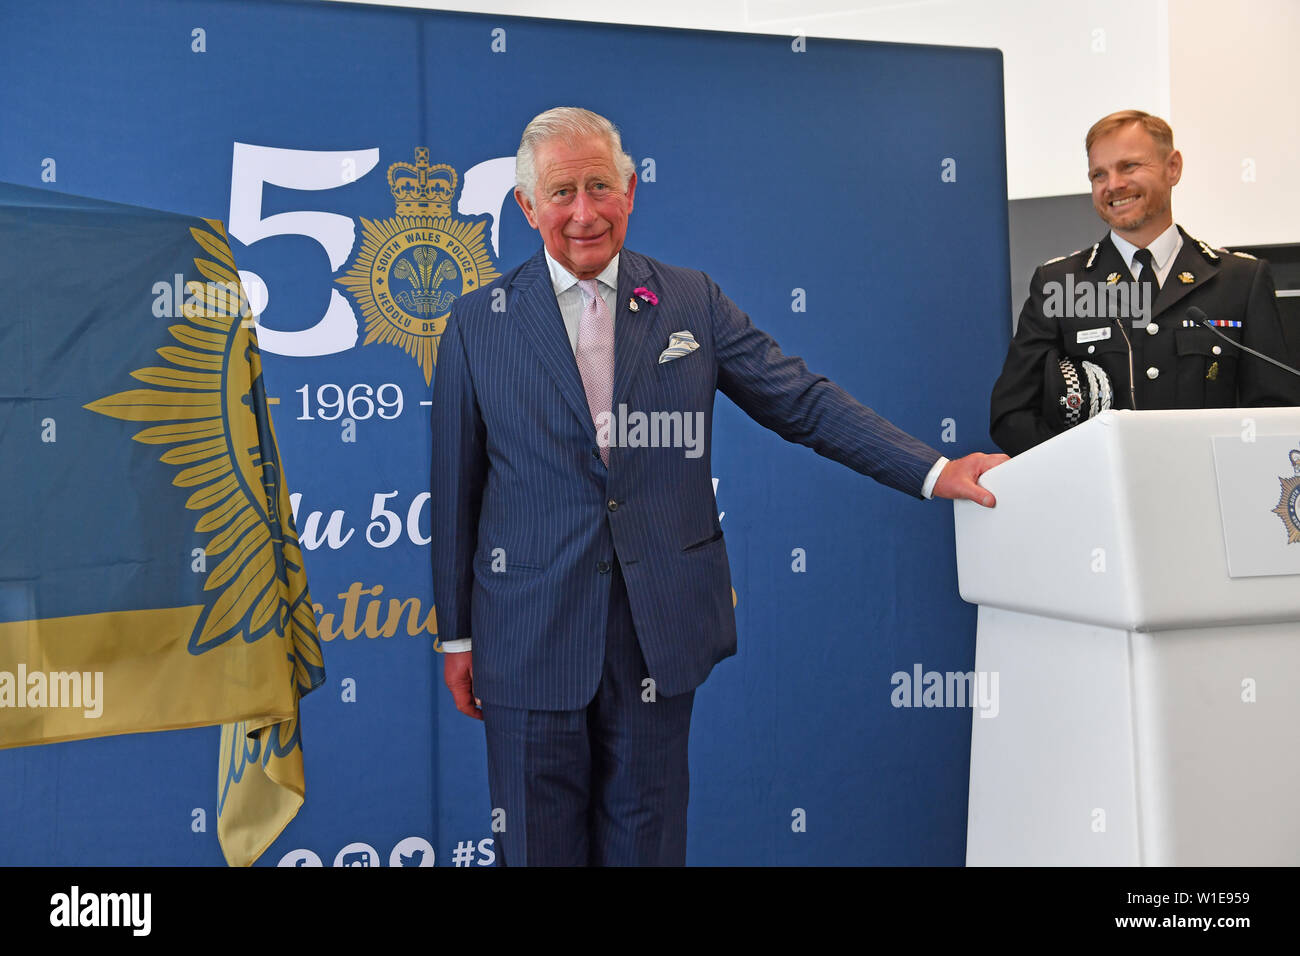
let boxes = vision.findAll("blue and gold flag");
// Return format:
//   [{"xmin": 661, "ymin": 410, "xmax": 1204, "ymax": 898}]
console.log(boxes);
[{"xmin": 0, "ymin": 182, "xmax": 324, "ymax": 866}]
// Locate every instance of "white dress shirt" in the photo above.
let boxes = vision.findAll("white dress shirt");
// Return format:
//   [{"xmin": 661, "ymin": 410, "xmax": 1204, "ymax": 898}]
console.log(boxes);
[
  {"xmin": 545, "ymin": 248, "xmax": 619, "ymax": 353},
  {"xmin": 1110, "ymin": 222, "xmax": 1183, "ymax": 287}
]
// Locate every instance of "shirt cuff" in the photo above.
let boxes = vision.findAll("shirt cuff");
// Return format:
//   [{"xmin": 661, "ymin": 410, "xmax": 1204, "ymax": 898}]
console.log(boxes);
[
  {"xmin": 441, "ymin": 638, "xmax": 472, "ymax": 653},
  {"xmin": 921, "ymin": 457, "xmax": 948, "ymax": 499}
]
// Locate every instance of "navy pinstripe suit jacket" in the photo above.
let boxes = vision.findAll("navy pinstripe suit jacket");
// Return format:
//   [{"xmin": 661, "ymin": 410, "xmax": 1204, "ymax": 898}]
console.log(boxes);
[{"xmin": 431, "ymin": 247, "xmax": 941, "ymax": 711}]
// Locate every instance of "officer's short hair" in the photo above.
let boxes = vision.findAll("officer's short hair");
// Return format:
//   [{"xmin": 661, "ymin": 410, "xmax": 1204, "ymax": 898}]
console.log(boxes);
[{"xmin": 1086, "ymin": 110, "xmax": 1175, "ymax": 158}]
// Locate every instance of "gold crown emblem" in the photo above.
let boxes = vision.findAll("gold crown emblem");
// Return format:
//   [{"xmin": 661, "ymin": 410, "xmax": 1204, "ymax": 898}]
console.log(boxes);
[{"xmin": 388, "ymin": 148, "xmax": 457, "ymax": 217}]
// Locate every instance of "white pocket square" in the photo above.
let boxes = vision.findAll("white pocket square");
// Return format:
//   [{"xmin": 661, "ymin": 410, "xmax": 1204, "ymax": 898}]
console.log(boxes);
[{"xmin": 658, "ymin": 330, "xmax": 700, "ymax": 364}]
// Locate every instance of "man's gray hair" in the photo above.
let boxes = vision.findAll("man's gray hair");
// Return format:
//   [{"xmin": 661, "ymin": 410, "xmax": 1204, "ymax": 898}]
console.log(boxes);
[{"xmin": 516, "ymin": 107, "xmax": 636, "ymax": 203}]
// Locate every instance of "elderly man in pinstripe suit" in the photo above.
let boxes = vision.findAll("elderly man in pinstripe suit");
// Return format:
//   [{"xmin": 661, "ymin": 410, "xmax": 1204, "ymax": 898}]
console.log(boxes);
[{"xmin": 431, "ymin": 106, "xmax": 1006, "ymax": 866}]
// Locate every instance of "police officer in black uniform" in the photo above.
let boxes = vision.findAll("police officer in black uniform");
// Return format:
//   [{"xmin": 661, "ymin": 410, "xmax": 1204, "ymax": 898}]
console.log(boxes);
[{"xmin": 990, "ymin": 110, "xmax": 1300, "ymax": 457}]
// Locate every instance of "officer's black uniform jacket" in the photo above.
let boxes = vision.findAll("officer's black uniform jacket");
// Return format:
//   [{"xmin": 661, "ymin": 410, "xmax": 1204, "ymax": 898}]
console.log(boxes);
[{"xmin": 990, "ymin": 226, "xmax": 1300, "ymax": 456}]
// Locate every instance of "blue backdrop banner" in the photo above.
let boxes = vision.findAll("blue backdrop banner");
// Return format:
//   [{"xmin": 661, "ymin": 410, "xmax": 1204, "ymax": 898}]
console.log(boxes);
[{"xmin": 0, "ymin": 0, "xmax": 1010, "ymax": 865}]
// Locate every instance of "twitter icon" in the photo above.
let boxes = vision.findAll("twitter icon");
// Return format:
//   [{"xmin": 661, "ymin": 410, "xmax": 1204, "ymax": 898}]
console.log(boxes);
[{"xmin": 389, "ymin": 837, "xmax": 435, "ymax": 867}]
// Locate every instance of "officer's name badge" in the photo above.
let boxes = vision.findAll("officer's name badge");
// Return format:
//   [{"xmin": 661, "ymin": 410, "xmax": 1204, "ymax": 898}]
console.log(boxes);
[
  {"xmin": 1178, "ymin": 272, "xmax": 1195, "ymax": 284},
  {"xmin": 1077, "ymin": 327, "xmax": 1112, "ymax": 344}
]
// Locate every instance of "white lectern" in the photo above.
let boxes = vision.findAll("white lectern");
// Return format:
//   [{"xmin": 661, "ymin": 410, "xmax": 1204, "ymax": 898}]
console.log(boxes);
[{"xmin": 956, "ymin": 408, "xmax": 1300, "ymax": 865}]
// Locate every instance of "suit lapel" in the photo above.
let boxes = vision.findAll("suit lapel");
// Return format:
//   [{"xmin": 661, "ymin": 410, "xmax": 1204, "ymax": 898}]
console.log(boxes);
[
  {"xmin": 1082, "ymin": 235, "xmax": 1135, "ymax": 323},
  {"xmin": 511, "ymin": 249, "xmax": 597, "ymax": 436},
  {"xmin": 1084, "ymin": 234, "xmax": 1131, "ymax": 284},
  {"xmin": 612, "ymin": 249, "xmax": 659, "ymax": 410},
  {"xmin": 1086, "ymin": 233, "xmax": 1205, "ymax": 328},
  {"xmin": 1151, "ymin": 226, "xmax": 1219, "ymax": 319}
]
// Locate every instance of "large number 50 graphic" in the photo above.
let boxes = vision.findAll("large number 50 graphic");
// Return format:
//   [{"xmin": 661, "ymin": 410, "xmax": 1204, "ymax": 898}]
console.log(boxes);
[{"xmin": 228, "ymin": 143, "xmax": 517, "ymax": 359}]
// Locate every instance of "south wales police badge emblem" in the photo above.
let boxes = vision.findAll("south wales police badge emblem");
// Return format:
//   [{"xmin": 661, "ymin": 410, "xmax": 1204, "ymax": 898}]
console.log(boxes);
[
  {"xmin": 336, "ymin": 149, "xmax": 500, "ymax": 383},
  {"xmin": 1271, "ymin": 449, "xmax": 1300, "ymax": 544}
]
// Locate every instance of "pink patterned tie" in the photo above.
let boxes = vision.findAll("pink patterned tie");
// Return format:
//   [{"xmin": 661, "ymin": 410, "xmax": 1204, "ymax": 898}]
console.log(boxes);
[{"xmin": 576, "ymin": 278, "xmax": 614, "ymax": 465}]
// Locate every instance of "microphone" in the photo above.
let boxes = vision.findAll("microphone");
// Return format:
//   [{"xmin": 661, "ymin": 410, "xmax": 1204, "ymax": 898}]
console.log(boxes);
[{"xmin": 1188, "ymin": 306, "xmax": 1300, "ymax": 378}]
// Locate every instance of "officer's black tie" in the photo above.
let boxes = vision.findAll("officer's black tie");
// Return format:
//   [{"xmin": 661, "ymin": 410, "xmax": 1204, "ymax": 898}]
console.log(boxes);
[{"xmin": 1132, "ymin": 247, "xmax": 1159, "ymax": 327}]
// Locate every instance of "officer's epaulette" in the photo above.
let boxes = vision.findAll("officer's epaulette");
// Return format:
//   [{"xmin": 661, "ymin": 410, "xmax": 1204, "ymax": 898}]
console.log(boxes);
[
  {"xmin": 1229, "ymin": 250, "xmax": 1257, "ymax": 260},
  {"xmin": 1084, "ymin": 242, "xmax": 1100, "ymax": 269},
  {"xmin": 1194, "ymin": 238, "xmax": 1220, "ymax": 261},
  {"xmin": 1041, "ymin": 246, "xmax": 1089, "ymax": 268}
]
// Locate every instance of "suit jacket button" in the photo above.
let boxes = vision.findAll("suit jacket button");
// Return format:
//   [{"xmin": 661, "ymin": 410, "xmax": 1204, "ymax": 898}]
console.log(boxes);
[
  {"xmin": 1146, "ymin": 366, "xmax": 1159, "ymax": 380},
  {"xmin": 597, "ymin": 561, "xmax": 611, "ymax": 574},
  {"xmin": 607, "ymin": 498, "xmax": 619, "ymax": 512},
  {"xmin": 592, "ymin": 447, "xmax": 600, "ymax": 459},
  {"xmin": 1212, "ymin": 345, "xmax": 1222, "ymax": 355},
  {"xmin": 1146, "ymin": 323, "xmax": 1159, "ymax": 335}
]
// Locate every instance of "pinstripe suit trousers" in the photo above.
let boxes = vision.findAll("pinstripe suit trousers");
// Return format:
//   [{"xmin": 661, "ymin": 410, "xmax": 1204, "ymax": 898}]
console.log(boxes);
[{"xmin": 481, "ymin": 556, "xmax": 696, "ymax": 866}]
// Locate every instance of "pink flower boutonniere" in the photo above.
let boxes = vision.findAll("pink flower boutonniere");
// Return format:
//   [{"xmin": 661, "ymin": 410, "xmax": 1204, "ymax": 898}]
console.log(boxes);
[{"xmin": 633, "ymin": 286, "xmax": 659, "ymax": 306}]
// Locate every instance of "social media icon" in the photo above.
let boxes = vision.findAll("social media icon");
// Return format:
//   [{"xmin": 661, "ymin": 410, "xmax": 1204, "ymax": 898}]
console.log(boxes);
[
  {"xmin": 390, "ymin": 836, "xmax": 435, "ymax": 867},
  {"xmin": 277, "ymin": 849, "xmax": 322, "ymax": 867},
  {"xmin": 333, "ymin": 842, "xmax": 379, "ymax": 867}
]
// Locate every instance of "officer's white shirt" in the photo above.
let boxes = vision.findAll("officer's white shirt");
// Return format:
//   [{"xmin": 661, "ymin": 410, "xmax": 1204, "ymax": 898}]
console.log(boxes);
[{"xmin": 1111, "ymin": 222, "xmax": 1183, "ymax": 287}]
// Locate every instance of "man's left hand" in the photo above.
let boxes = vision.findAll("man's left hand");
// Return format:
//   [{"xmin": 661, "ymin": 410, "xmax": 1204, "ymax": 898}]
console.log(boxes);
[{"xmin": 932, "ymin": 452, "xmax": 1010, "ymax": 508}]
